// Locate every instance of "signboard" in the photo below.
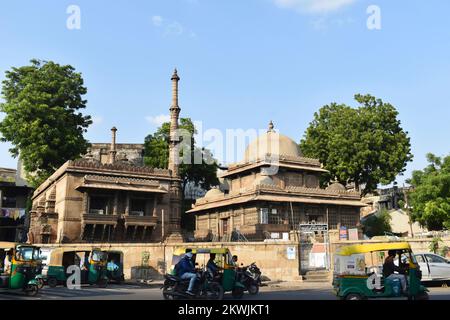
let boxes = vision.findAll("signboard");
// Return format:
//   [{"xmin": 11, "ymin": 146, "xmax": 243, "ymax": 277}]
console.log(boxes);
[
  {"xmin": 339, "ymin": 226, "xmax": 348, "ymax": 240},
  {"xmin": 348, "ymin": 228, "xmax": 359, "ymax": 240},
  {"xmin": 287, "ymin": 247, "xmax": 296, "ymax": 260},
  {"xmin": 299, "ymin": 223, "xmax": 328, "ymax": 232}
]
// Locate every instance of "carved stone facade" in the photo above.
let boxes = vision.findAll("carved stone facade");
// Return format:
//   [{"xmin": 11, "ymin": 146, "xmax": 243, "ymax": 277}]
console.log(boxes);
[
  {"xmin": 29, "ymin": 70, "xmax": 183, "ymax": 244},
  {"xmin": 188, "ymin": 123, "xmax": 366, "ymax": 241}
]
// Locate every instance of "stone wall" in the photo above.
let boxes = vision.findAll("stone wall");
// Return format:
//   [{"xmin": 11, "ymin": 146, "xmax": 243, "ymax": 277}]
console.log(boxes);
[{"xmin": 39, "ymin": 241, "xmax": 303, "ymax": 282}]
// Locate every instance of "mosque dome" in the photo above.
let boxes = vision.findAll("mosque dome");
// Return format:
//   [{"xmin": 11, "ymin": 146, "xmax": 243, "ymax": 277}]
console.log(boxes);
[
  {"xmin": 244, "ymin": 121, "xmax": 302, "ymax": 162},
  {"xmin": 326, "ymin": 182, "xmax": 346, "ymax": 192},
  {"xmin": 204, "ymin": 188, "xmax": 224, "ymax": 200}
]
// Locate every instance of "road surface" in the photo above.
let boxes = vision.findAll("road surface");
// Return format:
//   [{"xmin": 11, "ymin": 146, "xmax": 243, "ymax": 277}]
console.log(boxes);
[{"xmin": 0, "ymin": 282, "xmax": 449, "ymax": 300}]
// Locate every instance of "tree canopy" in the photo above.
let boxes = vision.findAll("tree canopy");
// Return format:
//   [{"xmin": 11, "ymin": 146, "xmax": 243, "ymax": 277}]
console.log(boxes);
[
  {"xmin": 0, "ymin": 59, "xmax": 92, "ymax": 187},
  {"xmin": 407, "ymin": 153, "xmax": 450, "ymax": 231},
  {"xmin": 300, "ymin": 94, "xmax": 413, "ymax": 195},
  {"xmin": 144, "ymin": 118, "xmax": 219, "ymax": 195}
]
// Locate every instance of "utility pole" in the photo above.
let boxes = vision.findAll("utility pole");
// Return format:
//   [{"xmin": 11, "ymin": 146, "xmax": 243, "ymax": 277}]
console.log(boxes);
[{"xmin": 403, "ymin": 187, "xmax": 414, "ymax": 238}]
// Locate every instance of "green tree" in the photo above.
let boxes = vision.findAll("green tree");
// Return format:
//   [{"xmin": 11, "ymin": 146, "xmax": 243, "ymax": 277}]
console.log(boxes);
[
  {"xmin": 0, "ymin": 59, "xmax": 92, "ymax": 187},
  {"xmin": 362, "ymin": 208, "xmax": 392, "ymax": 238},
  {"xmin": 144, "ymin": 118, "xmax": 220, "ymax": 231},
  {"xmin": 407, "ymin": 153, "xmax": 450, "ymax": 230},
  {"xmin": 300, "ymin": 94, "xmax": 413, "ymax": 195}
]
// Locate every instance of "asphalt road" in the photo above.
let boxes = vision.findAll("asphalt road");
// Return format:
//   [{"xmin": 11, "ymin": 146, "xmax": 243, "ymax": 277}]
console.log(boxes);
[{"xmin": 0, "ymin": 282, "xmax": 449, "ymax": 300}]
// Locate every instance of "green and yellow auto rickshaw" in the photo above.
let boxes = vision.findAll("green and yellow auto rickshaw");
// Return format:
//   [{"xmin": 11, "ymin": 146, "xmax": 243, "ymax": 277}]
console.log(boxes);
[
  {"xmin": 171, "ymin": 247, "xmax": 246, "ymax": 299},
  {"xmin": 0, "ymin": 242, "xmax": 41, "ymax": 296},
  {"xmin": 40, "ymin": 248, "xmax": 109, "ymax": 288},
  {"xmin": 333, "ymin": 242, "xmax": 429, "ymax": 300}
]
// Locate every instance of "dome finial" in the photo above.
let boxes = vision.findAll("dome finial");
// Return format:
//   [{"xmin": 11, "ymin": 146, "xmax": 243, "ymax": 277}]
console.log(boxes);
[{"xmin": 268, "ymin": 120, "xmax": 274, "ymax": 132}]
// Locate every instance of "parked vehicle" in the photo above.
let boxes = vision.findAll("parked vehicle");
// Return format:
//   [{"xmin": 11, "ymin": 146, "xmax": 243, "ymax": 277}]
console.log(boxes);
[
  {"xmin": 105, "ymin": 250, "xmax": 125, "ymax": 284},
  {"xmin": 0, "ymin": 242, "xmax": 41, "ymax": 296},
  {"xmin": 39, "ymin": 248, "xmax": 109, "ymax": 288},
  {"xmin": 237, "ymin": 262, "xmax": 262, "ymax": 295},
  {"xmin": 165, "ymin": 247, "xmax": 245, "ymax": 299},
  {"xmin": 162, "ymin": 269, "xmax": 224, "ymax": 300},
  {"xmin": 333, "ymin": 242, "xmax": 429, "ymax": 300},
  {"xmin": 413, "ymin": 253, "xmax": 450, "ymax": 283}
]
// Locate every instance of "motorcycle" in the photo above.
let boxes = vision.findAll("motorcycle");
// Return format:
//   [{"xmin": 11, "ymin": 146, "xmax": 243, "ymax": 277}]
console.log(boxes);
[
  {"xmin": 238, "ymin": 262, "xmax": 262, "ymax": 295},
  {"xmin": 162, "ymin": 270, "xmax": 224, "ymax": 300}
]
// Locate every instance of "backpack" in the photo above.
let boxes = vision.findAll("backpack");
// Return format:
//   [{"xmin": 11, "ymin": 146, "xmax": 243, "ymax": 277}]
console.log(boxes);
[{"xmin": 174, "ymin": 259, "xmax": 183, "ymax": 276}]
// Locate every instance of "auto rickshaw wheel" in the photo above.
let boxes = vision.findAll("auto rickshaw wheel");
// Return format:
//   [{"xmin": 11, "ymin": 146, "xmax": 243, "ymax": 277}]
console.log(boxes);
[
  {"xmin": 25, "ymin": 284, "xmax": 39, "ymax": 297},
  {"xmin": 98, "ymin": 278, "xmax": 108, "ymax": 288},
  {"xmin": 47, "ymin": 277, "xmax": 58, "ymax": 288},
  {"xmin": 345, "ymin": 293, "xmax": 364, "ymax": 300},
  {"xmin": 37, "ymin": 278, "xmax": 44, "ymax": 289},
  {"xmin": 415, "ymin": 292, "xmax": 429, "ymax": 300},
  {"xmin": 232, "ymin": 287, "xmax": 245, "ymax": 299},
  {"xmin": 248, "ymin": 284, "xmax": 259, "ymax": 295}
]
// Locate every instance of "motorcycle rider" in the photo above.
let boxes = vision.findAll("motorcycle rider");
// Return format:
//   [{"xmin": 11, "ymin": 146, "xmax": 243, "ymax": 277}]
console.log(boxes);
[
  {"xmin": 177, "ymin": 249, "xmax": 197, "ymax": 296},
  {"xmin": 206, "ymin": 253, "xmax": 223, "ymax": 277}
]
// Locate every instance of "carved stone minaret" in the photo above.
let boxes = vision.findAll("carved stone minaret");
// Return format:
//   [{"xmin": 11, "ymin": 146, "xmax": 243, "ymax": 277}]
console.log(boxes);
[
  {"xmin": 109, "ymin": 127, "xmax": 117, "ymax": 164},
  {"xmin": 165, "ymin": 68, "xmax": 184, "ymax": 242},
  {"xmin": 168, "ymin": 69, "xmax": 181, "ymax": 176}
]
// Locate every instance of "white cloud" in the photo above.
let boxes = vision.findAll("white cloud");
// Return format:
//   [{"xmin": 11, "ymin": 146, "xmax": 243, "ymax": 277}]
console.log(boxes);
[
  {"xmin": 164, "ymin": 21, "xmax": 184, "ymax": 37},
  {"xmin": 151, "ymin": 15, "xmax": 195, "ymax": 38},
  {"xmin": 273, "ymin": 0, "xmax": 357, "ymax": 14},
  {"xmin": 146, "ymin": 114, "xmax": 171, "ymax": 127},
  {"xmin": 152, "ymin": 15, "xmax": 164, "ymax": 27},
  {"xmin": 91, "ymin": 115, "xmax": 103, "ymax": 126}
]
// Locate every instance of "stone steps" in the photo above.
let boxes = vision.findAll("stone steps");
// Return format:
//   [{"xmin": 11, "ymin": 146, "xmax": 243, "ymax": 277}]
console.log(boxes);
[{"xmin": 303, "ymin": 270, "xmax": 332, "ymax": 282}]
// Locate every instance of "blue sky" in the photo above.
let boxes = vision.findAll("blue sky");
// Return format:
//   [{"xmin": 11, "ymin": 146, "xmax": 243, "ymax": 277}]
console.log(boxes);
[{"xmin": 0, "ymin": 0, "xmax": 449, "ymax": 186}]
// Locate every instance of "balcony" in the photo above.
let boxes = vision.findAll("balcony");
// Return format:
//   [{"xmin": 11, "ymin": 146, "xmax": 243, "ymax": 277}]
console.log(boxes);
[
  {"xmin": 82, "ymin": 213, "xmax": 118, "ymax": 225},
  {"xmin": 124, "ymin": 215, "xmax": 158, "ymax": 228}
]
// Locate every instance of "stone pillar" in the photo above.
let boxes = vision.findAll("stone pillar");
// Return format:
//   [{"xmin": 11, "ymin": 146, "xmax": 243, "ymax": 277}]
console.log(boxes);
[
  {"xmin": 152, "ymin": 197, "xmax": 157, "ymax": 217},
  {"xmin": 113, "ymin": 191, "xmax": 118, "ymax": 215},
  {"xmin": 125, "ymin": 193, "xmax": 130, "ymax": 216}
]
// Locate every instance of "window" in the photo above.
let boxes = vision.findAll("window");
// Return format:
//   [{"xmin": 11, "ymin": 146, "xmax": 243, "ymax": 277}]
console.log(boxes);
[
  {"xmin": 268, "ymin": 208, "xmax": 282, "ymax": 224},
  {"xmin": 425, "ymin": 254, "xmax": 447, "ymax": 264},
  {"xmin": 415, "ymin": 255, "xmax": 425, "ymax": 263},
  {"xmin": 130, "ymin": 199, "xmax": 146, "ymax": 216},
  {"xmin": 259, "ymin": 208, "xmax": 269, "ymax": 224},
  {"xmin": 89, "ymin": 196, "xmax": 109, "ymax": 215}
]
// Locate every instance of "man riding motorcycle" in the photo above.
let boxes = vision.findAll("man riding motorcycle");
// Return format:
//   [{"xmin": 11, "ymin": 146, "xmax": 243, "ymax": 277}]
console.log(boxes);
[{"xmin": 175, "ymin": 249, "xmax": 197, "ymax": 296}]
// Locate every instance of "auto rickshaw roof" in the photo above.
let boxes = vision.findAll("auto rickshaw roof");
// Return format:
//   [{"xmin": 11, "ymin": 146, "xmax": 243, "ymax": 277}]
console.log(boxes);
[
  {"xmin": 336, "ymin": 242, "xmax": 411, "ymax": 256},
  {"xmin": 0, "ymin": 242, "xmax": 18, "ymax": 250},
  {"xmin": 173, "ymin": 247, "xmax": 230, "ymax": 256}
]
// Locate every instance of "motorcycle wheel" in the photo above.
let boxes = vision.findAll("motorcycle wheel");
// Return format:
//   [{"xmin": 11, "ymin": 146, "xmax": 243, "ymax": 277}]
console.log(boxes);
[
  {"xmin": 232, "ymin": 287, "xmax": 245, "ymax": 299},
  {"xmin": 206, "ymin": 282, "xmax": 224, "ymax": 300},
  {"xmin": 248, "ymin": 284, "xmax": 259, "ymax": 295},
  {"xmin": 162, "ymin": 285, "xmax": 175, "ymax": 300},
  {"xmin": 37, "ymin": 278, "xmax": 44, "ymax": 289}
]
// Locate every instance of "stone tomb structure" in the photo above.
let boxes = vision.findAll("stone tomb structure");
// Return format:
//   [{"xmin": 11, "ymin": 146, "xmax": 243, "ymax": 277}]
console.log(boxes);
[
  {"xmin": 29, "ymin": 70, "xmax": 184, "ymax": 244},
  {"xmin": 188, "ymin": 122, "xmax": 366, "ymax": 241}
]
